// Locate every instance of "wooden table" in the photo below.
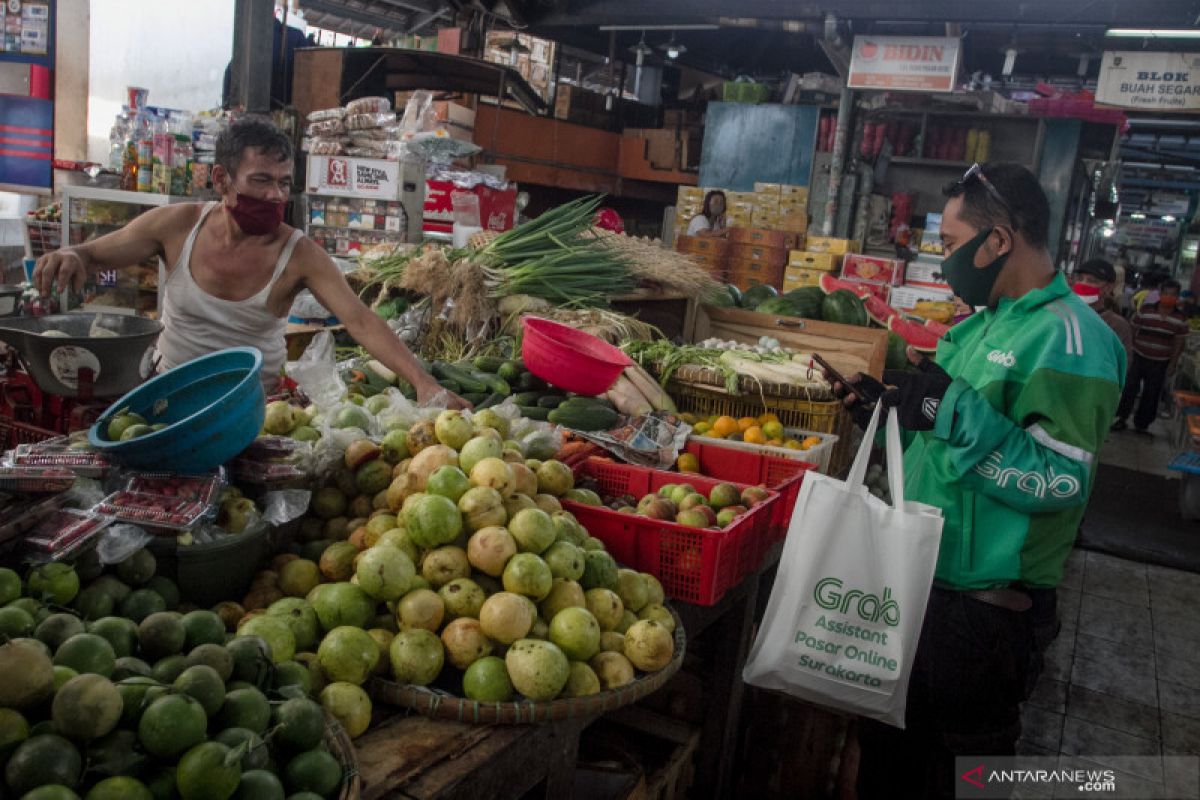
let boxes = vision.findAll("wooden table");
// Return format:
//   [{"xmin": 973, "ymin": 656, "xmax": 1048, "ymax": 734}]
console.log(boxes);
[{"xmin": 355, "ymin": 712, "xmax": 588, "ymax": 799}]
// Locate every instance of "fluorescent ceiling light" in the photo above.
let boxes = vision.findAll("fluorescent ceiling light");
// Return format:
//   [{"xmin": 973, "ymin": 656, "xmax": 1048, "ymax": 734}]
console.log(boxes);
[
  {"xmin": 1106, "ymin": 28, "xmax": 1200, "ymax": 38},
  {"xmin": 1162, "ymin": 215, "xmax": 1177, "ymax": 222},
  {"xmin": 1131, "ymin": 212, "xmax": 1147, "ymax": 219},
  {"xmin": 599, "ymin": 24, "xmax": 719, "ymax": 31}
]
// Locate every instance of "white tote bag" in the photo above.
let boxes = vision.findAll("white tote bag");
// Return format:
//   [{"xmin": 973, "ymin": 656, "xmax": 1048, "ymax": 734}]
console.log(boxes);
[{"xmin": 742, "ymin": 406, "xmax": 943, "ymax": 727}]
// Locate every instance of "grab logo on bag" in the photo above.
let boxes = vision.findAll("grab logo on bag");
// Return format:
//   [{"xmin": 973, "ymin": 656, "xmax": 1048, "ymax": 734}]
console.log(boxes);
[{"xmin": 814, "ymin": 577, "xmax": 901, "ymax": 627}]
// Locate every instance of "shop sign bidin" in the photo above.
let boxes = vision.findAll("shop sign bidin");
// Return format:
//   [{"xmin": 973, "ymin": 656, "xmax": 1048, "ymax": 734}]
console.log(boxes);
[
  {"xmin": 1097, "ymin": 52, "xmax": 1200, "ymax": 111},
  {"xmin": 847, "ymin": 35, "xmax": 960, "ymax": 92}
]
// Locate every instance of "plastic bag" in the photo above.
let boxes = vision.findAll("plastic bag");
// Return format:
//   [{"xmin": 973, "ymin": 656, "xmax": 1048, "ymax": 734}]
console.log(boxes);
[
  {"xmin": 288, "ymin": 331, "xmax": 345, "ymax": 410},
  {"xmin": 306, "ymin": 139, "xmax": 346, "ymax": 156},
  {"xmin": 306, "ymin": 119, "xmax": 345, "ymax": 137},
  {"xmin": 571, "ymin": 412, "xmax": 692, "ymax": 470},
  {"xmin": 345, "ymin": 112, "xmax": 398, "ymax": 131},
  {"xmin": 96, "ymin": 523, "xmax": 153, "ymax": 564},
  {"xmin": 289, "ymin": 290, "xmax": 334, "ymax": 321},
  {"xmin": 261, "ymin": 490, "xmax": 312, "ymax": 526},
  {"xmin": 346, "ymin": 96, "xmax": 392, "ymax": 115},
  {"xmin": 403, "ymin": 130, "xmax": 481, "ymax": 164},
  {"xmin": 307, "ymin": 106, "xmax": 346, "ymax": 122},
  {"xmin": 63, "ymin": 476, "xmax": 107, "ymax": 509},
  {"xmin": 399, "ymin": 91, "xmax": 435, "ymax": 135}
]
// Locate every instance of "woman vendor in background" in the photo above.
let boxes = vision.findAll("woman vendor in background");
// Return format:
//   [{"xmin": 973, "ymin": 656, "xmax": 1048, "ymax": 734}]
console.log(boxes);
[{"xmin": 687, "ymin": 190, "xmax": 728, "ymax": 237}]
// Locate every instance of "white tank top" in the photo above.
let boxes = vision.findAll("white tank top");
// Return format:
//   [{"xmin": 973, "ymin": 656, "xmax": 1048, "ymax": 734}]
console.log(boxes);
[{"xmin": 156, "ymin": 203, "xmax": 303, "ymax": 385}]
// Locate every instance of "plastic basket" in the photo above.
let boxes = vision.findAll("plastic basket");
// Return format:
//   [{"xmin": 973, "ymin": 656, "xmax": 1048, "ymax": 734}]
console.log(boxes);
[
  {"xmin": 682, "ymin": 438, "xmax": 815, "ymax": 556},
  {"xmin": 144, "ymin": 522, "xmax": 271, "ymax": 607},
  {"xmin": 564, "ymin": 458, "xmax": 779, "ymax": 606},
  {"xmin": 688, "ymin": 428, "xmax": 836, "ymax": 474},
  {"xmin": 23, "ymin": 218, "xmax": 61, "ymax": 259},
  {"xmin": 0, "ymin": 415, "xmax": 58, "ymax": 449},
  {"xmin": 670, "ymin": 380, "xmax": 854, "ymax": 474}
]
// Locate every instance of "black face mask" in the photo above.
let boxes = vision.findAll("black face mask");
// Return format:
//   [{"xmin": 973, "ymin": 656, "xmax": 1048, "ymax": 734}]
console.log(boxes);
[{"xmin": 941, "ymin": 228, "xmax": 1009, "ymax": 307}]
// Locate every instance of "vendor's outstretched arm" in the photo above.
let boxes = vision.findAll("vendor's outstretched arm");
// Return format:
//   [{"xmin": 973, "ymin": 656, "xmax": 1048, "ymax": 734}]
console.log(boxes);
[{"xmin": 298, "ymin": 240, "xmax": 470, "ymax": 409}]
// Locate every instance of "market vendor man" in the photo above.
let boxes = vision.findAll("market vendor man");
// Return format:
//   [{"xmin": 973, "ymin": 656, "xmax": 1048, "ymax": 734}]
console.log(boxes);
[
  {"xmin": 33, "ymin": 118, "xmax": 468, "ymax": 409},
  {"xmin": 830, "ymin": 163, "xmax": 1125, "ymax": 798}
]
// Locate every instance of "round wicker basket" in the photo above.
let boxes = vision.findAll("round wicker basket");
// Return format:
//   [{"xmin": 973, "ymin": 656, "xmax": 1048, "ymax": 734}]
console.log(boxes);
[
  {"xmin": 325, "ymin": 714, "xmax": 363, "ymax": 800},
  {"xmin": 369, "ymin": 609, "xmax": 686, "ymax": 725}
]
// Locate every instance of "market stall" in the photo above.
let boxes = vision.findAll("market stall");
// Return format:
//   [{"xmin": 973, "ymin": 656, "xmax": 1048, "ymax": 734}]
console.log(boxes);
[{"xmin": 0, "ymin": 169, "xmax": 906, "ymax": 797}]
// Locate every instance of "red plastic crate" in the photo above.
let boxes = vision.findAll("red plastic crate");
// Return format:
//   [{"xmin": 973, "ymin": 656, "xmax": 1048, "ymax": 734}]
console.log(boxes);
[
  {"xmin": 683, "ymin": 439, "xmax": 816, "ymax": 557},
  {"xmin": 563, "ymin": 458, "xmax": 779, "ymax": 606},
  {"xmin": 0, "ymin": 416, "xmax": 57, "ymax": 449}
]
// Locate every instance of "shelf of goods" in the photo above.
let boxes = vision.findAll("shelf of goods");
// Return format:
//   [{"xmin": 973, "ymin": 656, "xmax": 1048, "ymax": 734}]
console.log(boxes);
[
  {"xmin": 303, "ymin": 154, "xmax": 426, "ymax": 258},
  {"xmin": 62, "ymin": 186, "xmax": 196, "ymax": 318}
]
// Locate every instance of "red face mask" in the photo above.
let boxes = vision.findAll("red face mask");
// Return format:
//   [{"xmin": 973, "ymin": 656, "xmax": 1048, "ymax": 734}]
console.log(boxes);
[
  {"xmin": 1159, "ymin": 295, "xmax": 1178, "ymax": 311},
  {"xmin": 227, "ymin": 190, "xmax": 285, "ymax": 236}
]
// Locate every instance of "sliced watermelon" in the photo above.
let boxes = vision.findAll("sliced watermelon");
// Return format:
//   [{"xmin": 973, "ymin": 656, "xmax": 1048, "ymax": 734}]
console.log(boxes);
[
  {"xmin": 862, "ymin": 294, "xmax": 900, "ymax": 327},
  {"xmin": 923, "ymin": 319, "xmax": 952, "ymax": 337},
  {"xmin": 888, "ymin": 316, "xmax": 941, "ymax": 353},
  {"xmin": 819, "ymin": 272, "xmax": 868, "ymax": 296}
]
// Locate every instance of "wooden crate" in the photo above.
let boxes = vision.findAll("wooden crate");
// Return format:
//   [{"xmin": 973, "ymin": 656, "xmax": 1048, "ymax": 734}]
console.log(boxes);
[
  {"xmin": 728, "ymin": 227, "xmax": 799, "ymax": 250},
  {"xmin": 728, "ymin": 242, "xmax": 787, "ymax": 266},
  {"xmin": 728, "ymin": 257, "xmax": 785, "ymax": 291}
]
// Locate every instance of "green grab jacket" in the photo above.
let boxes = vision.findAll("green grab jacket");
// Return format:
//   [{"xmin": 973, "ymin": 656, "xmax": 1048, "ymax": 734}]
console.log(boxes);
[{"xmin": 900, "ymin": 273, "xmax": 1126, "ymax": 590}]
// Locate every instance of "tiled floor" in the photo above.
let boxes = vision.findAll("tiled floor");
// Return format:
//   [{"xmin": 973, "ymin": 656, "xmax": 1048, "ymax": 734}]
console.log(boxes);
[
  {"xmin": 1100, "ymin": 416, "xmax": 1182, "ymax": 479},
  {"xmin": 1019, "ymin": 549, "xmax": 1200, "ymax": 797}
]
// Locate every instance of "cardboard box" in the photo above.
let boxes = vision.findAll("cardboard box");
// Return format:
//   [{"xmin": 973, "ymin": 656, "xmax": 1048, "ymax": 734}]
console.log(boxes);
[
  {"xmin": 729, "ymin": 227, "xmax": 798, "ymax": 250},
  {"xmin": 729, "ymin": 242, "xmax": 787, "ymax": 266},
  {"xmin": 729, "ymin": 258, "xmax": 784, "ymax": 291},
  {"xmin": 890, "ymin": 284, "xmax": 955, "ymax": 309},
  {"xmin": 904, "ymin": 257, "xmax": 950, "ymax": 289},
  {"xmin": 778, "ymin": 212, "xmax": 808, "ymax": 234},
  {"xmin": 781, "ymin": 184, "xmax": 809, "ymax": 202},
  {"xmin": 840, "ymin": 277, "xmax": 891, "ymax": 304},
  {"xmin": 782, "ymin": 267, "xmax": 825, "ymax": 290},
  {"xmin": 788, "ymin": 250, "xmax": 841, "ymax": 271},
  {"xmin": 805, "ymin": 236, "xmax": 861, "ymax": 256},
  {"xmin": 777, "ymin": 200, "xmax": 807, "ymax": 216},
  {"xmin": 676, "ymin": 235, "xmax": 729, "ymax": 256},
  {"xmin": 842, "ymin": 253, "xmax": 905, "ymax": 286},
  {"xmin": 432, "ymin": 101, "xmax": 476, "ymax": 141},
  {"xmin": 726, "ymin": 191, "xmax": 757, "ymax": 205},
  {"xmin": 677, "ymin": 186, "xmax": 705, "ymax": 205},
  {"xmin": 754, "ymin": 182, "xmax": 783, "ymax": 195},
  {"xmin": 751, "ymin": 212, "xmax": 781, "ymax": 229}
]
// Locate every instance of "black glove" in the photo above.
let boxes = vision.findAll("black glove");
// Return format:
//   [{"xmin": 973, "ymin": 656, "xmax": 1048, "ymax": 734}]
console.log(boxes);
[
  {"xmin": 830, "ymin": 373, "xmax": 887, "ymax": 430},
  {"xmin": 880, "ymin": 358, "xmax": 953, "ymax": 431}
]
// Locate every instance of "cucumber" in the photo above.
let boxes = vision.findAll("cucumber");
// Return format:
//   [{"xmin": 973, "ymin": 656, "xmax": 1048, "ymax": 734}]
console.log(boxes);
[
  {"xmin": 476, "ymin": 392, "xmax": 507, "ymax": 410},
  {"xmin": 511, "ymin": 391, "xmax": 543, "ymax": 407},
  {"xmin": 432, "ymin": 361, "xmax": 489, "ymax": 394},
  {"xmin": 472, "ymin": 356, "xmax": 507, "ymax": 373},
  {"xmin": 547, "ymin": 405, "xmax": 620, "ymax": 431},
  {"xmin": 559, "ymin": 396, "xmax": 615, "ymax": 411},
  {"xmin": 461, "ymin": 392, "xmax": 489, "ymax": 406},
  {"xmin": 517, "ymin": 371, "xmax": 547, "ymax": 391},
  {"xmin": 497, "ymin": 361, "xmax": 523, "ymax": 382},
  {"xmin": 437, "ymin": 379, "xmax": 461, "ymax": 393},
  {"xmin": 537, "ymin": 395, "xmax": 567, "ymax": 409},
  {"xmin": 517, "ymin": 405, "xmax": 551, "ymax": 421}
]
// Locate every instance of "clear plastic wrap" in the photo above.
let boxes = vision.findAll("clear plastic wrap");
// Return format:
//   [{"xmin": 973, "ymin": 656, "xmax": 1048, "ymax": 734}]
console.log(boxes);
[
  {"xmin": 96, "ymin": 523, "xmax": 154, "ymax": 564},
  {"xmin": 345, "ymin": 112, "xmax": 398, "ymax": 131},
  {"xmin": 0, "ymin": 466, "xmax": 75, "ymax": 494},
  {"xmin": 307, "ymin": 106, "xmax": 347, "ymax": 122},
  {"xmin": 347, "ymin": 142, "xmax": 405, "ymax": 160},
  {"xmin": 306, "ymin": 119, "xmax": 345, "ymax": 137},
  {"xmin": 288, "ymin": 331, "xmax": 346, "ymax": 409},
  {"xmin": 124, "ymin": 472, "xmax": 224, "ymax": 506},
  {"xmin": 24, "ymin": 509, "xmax": 112, "ymax": 557},
  {"xmin": 94, "ymin": 490, "xmax": 213, "ymax": 532},
  {"xmin": 349, "ymin": 127, "xmax": 401, "ymax": 142},
  {"xmin": 399, "ymin": 91, "xmax": 435, "ymax": 135},
  {"xmin": 346, "ymin": 96, "xmax": 392, "ymax": 115},
  {"xmin": 307, "ymin": 139, "xmax": 347, "ymax": 156}
]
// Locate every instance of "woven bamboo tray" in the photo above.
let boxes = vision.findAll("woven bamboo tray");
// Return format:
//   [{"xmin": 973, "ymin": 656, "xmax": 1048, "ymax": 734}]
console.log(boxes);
[
  {"xmin": 326, "ymin": 713, "xmax": 362, "ymax": 800},
  {"xmin": 369, "ymin": 609, "xmax": 686, "ymax": 725},
  {"xmin": 669, "ymin": 363, "xmax": 835, "ymax": 402}
]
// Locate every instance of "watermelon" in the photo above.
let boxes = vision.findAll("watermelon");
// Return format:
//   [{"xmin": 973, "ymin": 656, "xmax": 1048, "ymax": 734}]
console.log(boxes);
[
  {"xmin": 755, "ymin": 296, "xmax": 803, "ymax": 317},
  {"xmin": 819, "ymin": 272, "xmax": 871, "ymax": 298},
  {"xmin": 782, "ymin": 286, "xmax": 825, "ymax": 319},
  {"xmin": 740, "ymin": 284, "xmax": 778, "ymax": 309},
  {"xmin": 885, "ymin": 332, "xmax": 910, "ymax": 371},
  {"xmin": 862, "ymin": 294, "xmax": 900, "ymax": 327},
  {"xmin": 888, "ymin": 317, "xmax": 941, "ymax": 353},
  {"xmin": 924, "ymin": 319, "xmax": 952, "ymax": 337},
  {"xmin": 821, "ymin": 289, "xmax": 869, "ymax": 327}
]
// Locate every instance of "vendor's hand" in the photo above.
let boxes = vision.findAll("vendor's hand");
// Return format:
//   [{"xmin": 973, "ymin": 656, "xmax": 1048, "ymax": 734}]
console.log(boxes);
[
  {"xmin": 33, "ymin": 250, "xmax": 87, "ymax": 296},
  {"xmin": 416, "ymin": 380, "xmax": 473, "ymax": 410},
  {"xmin": 879, "ymin": 350, "xmax": 952, "ymax": 431}
]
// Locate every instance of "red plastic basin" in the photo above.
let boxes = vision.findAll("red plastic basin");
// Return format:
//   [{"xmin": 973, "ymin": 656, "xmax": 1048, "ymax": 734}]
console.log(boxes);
[{"xmin": 521, "ymin": 316, "xmax": 632, "ymax": 395}]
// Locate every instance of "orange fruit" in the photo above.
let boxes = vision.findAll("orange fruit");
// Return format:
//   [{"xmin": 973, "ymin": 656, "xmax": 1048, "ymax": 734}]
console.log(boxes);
[
  {"xmin": 762, "ymin": 421, "xmax": 784, "ymax": 440},
  {"xmin": 784, "ymin": 440, "xmax": 803, "ymax": 450},
  {"xmin": 676, "ymin": 453, "xmax": 700, "ymax": 473},
  {"xmin": 801, "ymin": 436, "xmax": 822, "ymax": 450},
  {"xmin": 757, "ymin": 412, "xmax": 780, "ymax": 426},
  {"xmin": 712, "ymin": 416, "xmax": 739, "ymax": 438},
  {"xmin": 743, "ymin": 426, "xmax": 767, "ymax": 445},
  {"xmin": 766, "ymin": 438, "xmax": 784, "ymax": 447},
  {"xmin": 736, "ymin": 417, "xmax": 758, "ymax": 432}
]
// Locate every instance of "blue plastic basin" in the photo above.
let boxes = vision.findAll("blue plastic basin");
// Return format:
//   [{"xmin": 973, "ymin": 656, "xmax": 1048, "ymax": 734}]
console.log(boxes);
[{"xmin": 89, "ymin": 347, "xmax": 265, "ymax": 472}]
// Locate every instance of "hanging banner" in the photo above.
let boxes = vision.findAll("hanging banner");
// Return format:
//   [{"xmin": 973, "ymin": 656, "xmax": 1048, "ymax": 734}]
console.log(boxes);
[
  {"xmin": 1097, "ymin": 51, "xmax": 1200, "ymax": 111},
  {"xmin": 847, "ymin": 36, "xmax": 960, "ymax": 92}
]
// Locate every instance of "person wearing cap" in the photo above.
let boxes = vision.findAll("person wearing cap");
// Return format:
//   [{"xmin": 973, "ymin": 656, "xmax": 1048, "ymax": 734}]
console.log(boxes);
[
  {"xmin": 1113, "ymin": 279, "xmax": 1189, "ymax": 435},
  {"xmin": 1072, "ymin": 258, "xmax": 1132, "ymax": 370}
]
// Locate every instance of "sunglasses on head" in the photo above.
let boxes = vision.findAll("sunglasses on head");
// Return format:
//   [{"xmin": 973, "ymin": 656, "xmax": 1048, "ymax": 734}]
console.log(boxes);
[{"xmin": 951, "ymin": 163, "xmax": 1018, "ymax": 231}]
